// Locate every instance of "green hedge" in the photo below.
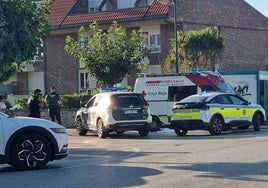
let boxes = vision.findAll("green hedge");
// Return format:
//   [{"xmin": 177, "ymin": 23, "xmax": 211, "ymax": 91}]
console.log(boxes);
[{"xmin": 15, "ymin": 93, "xmax": 87, "ymax": 110}]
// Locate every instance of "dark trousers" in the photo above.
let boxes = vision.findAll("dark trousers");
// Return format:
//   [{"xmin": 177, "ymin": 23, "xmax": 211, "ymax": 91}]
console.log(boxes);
[{"xmin": 49, "ymin": 105, "xmax": 62, "ymax": 124}]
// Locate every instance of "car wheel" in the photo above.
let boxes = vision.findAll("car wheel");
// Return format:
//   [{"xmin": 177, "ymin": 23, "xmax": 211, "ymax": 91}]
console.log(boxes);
[
  {"xmin": 10, "ymin": 133, "xmax": 51, "ymax": 170},
  {"xmin": 237, "ymin": 125, "xmax": 250, "ymax": 130},
  {"xmin": 76, "ymin": 117, "xmax": 88, "ymax": 136},
  {"xmin": 209, "ymin": 115, "xmax": 223, "ymax": 135},
  {"xmin": 138, "ymin": 127, "xmax": 149, "ymax": 136},
  {"xmin": 97, "ymin": 119, "xmax": 107, "ymax": 138},
  {"xmin": 253, "ymin": 113, "xmax": 261, "ymax": 131},
  {"xmin": 174, "ymin": 127, "xmax": 188, "ymax": 136}
]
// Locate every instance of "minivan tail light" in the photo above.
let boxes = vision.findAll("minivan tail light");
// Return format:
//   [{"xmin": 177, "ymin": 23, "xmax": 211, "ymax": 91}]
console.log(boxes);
[
  {"xmin": 145, "ymin": 102, "xmax": 149, "ymax": 107},
  {"xmin": 143, "ymin": 102, "xmax": 149, "ymax": 115},
  {"xmin": 108, "ymin": 103, "xmax": 118, "ymax": 110}
]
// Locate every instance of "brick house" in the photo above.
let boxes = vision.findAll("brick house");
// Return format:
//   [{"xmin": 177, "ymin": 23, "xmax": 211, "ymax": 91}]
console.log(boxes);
[{"xmin": 7, "ymin": 0, "xmax": 267, "ymax": 95}]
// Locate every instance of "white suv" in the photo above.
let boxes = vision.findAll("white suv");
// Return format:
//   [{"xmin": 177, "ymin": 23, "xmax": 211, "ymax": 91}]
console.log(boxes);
[
  {"xmin": 0, "ymin": 112, "xmax": 68, "ymax": 170},
  {"xmin": 75, "ymin": 92, "xmax": 152, "ymax": 138}
]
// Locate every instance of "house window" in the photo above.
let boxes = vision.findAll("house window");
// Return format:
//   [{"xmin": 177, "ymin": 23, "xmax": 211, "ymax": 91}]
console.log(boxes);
[
  {"xmin": 88, "ymin": 0, "xmax": 106, "ymax": 12},
  {"xmin": 80, "ymin": 71, "xmax": 89, "ymax": 91},
  {"xmin": 34, "ymin": 42, "xmax": 44, "ymax": 61},
  {"xmin": 143, "ymin": 32, "xmax": 161, "ymax": 53},
  {"xmin": 79, "ymin": 70, "xmax": 97, "ymax": 92},
  {"xmin": 79, "ymin": 36, "xmax": 89, "ymax": 49}
]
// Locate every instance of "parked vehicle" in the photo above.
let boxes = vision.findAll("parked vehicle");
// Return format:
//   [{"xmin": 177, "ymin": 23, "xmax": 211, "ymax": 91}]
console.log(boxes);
[
  {"xmin": 134, "ymin": 71, "xmax": 236, "ymax": 130},
  {"xmin": 221, "ymin": 70, "xmax": 268, "ymax": 121},
  {"xmin": 0, "ymin": 112, "xmax": 68, "ymax": 170},
  {"xmin": 75, "ymin": 92, "xmax": 152, "ymax": 138},
  {"xmin": 170, "ymin": 92, "xmax": 266, "ymax": 136}
]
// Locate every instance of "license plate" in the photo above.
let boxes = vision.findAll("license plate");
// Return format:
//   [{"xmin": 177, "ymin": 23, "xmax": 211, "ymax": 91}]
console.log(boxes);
[
  {"xmin": 175, "ymin": 109, "xmax": 199, "ymax": 113},
  {"xmin": 124, "ymin": 110, "xmax": 138, "ymax": 114}
]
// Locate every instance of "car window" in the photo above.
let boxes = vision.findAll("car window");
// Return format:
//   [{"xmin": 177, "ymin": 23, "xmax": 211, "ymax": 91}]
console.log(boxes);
[
  {"xmin": 179, "ymin": 95, "xmax": 207, "ymax": 103},
  {"xmin": 86, "ymin": 96, "xmax": 96, "ymax": 107},
  {"xmin": 112, "ymin": 94, "xmax": 145, "ymax": 106},
  {"xmin": 94, "ymin": 95, "xmax": 104, "ymax": 106},
  {"xmin": 229, "ymin": 95, "xmax": 245, "ymax": 105},
  {"xmin": 215, "ymin": 95, "xmax": 231, "ymax": 104}
]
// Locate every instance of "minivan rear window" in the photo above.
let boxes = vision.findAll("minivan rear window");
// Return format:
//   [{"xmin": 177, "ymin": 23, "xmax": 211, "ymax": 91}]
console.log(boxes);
[{"xmin": 112, "ymin": 94, "xmax": 145, "ymax": 105}]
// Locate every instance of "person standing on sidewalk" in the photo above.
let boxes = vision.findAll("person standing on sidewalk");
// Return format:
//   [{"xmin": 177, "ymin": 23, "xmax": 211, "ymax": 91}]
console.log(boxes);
[
  {"xmin": 28, "ymin": 89, "xmax": 43, "ymax": 118},
  {"xmin": 45, "ymin": 86, "xmax": 62, "ymax": 124},
  {"xmin": 0, "ymin": 95, "xmax": 7, "ymax": 113}
]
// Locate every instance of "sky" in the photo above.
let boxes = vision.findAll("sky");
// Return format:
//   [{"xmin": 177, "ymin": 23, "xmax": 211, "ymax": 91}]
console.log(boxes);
[{"xmin": 244, "ymin": 0, "xmax": 268, "ymax": 17}]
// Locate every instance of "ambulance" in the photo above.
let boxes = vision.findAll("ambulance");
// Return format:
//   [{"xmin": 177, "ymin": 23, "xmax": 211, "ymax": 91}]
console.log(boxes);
[{"xmin": 133, "ymin": 71, "xmax": 236, "ymax": 130}]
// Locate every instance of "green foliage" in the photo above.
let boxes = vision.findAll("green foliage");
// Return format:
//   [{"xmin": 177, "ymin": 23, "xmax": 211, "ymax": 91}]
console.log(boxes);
[
  {"xmin": 65, "ymin": 21, "xmax": 150, "ymax": 87},
  {"xmin": 60, "ymin": 94, "xmax": 81, "ymax": 109},
  {"xmin": 15, "ymin": 97, "xmax": 29, "ymax": 110},
  {"xmin": 4, "ymin": 100, "xmax": 12, "ymax": 109},
  {"xmin": 162, "ymin": 28, "xmax": 225, "ymax": 73},
  {"xmin": 0, "ymin": 0, "xmax": 51, "ymax": 83},
  {"xmin": 16, "ymin": 94, "xmax": 82, "ymax": 109}
]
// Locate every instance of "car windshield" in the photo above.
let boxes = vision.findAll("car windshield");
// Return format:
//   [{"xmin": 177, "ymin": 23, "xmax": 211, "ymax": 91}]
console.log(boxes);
[
  {"xmin": 179, "ymin": 95, "xmax": 208, "ymax": 103},
  {"xmin": 217, "ymin": 83, "xmax": 237, "ymax": 94},
  {"xmin": 112, "ymin": 94, "xmax": 145, "ymax": 106}
]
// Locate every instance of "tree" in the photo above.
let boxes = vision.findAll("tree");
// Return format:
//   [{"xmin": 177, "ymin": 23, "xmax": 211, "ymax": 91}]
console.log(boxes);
[
  {"xmin": 0, "ymin": 0, "xmax": 51, "ymax": 83},
  {"xmin": 65, "ymin": 21, "xmax": 149, "ymax": 87},
  {"xmin": 162, "ymin": 28, "xmax": 225, "ymax": 73}
]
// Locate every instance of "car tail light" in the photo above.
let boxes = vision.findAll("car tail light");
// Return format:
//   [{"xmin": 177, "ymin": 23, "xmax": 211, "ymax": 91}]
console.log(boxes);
[
  {"xmin": 144, "ymin": 102, "xmax": 149, "ymax": 112},
  {"xmin": 172, "ymin": 104, "xmax": 178, "ymax": 110},
  {"xmin": 172, "ymin": 103, "xmax": 183, "ymax": 111},
  {"xmin": 145, "ymin": 101, "xmax": 149, "ymax": 107},
  {"xmin": 108, "ymin": 102, "xmax": 118, "ymax": 110}
]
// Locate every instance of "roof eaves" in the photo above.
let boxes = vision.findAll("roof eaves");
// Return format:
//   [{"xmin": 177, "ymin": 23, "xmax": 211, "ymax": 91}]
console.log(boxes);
[{"xmin": 52, "ymin": 15, "xmax": 169, "ymax": 31}]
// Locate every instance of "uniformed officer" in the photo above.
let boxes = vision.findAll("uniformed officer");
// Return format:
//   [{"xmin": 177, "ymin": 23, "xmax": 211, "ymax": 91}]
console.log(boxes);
[
  {"xmin": 45, "ymin": 86, "xmax": 62, "ymax": 124},
  {"xmin": 28, "ymin": 89, "xmax": 43, "ymax": 118}
]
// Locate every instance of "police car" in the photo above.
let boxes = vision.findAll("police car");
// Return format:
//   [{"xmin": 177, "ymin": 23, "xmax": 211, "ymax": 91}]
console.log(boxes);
[
  {"xmin": 0, "ymin": 112, "xmax": 68, "ymax": 170},
  {"xmin": 170, "ymin": 92, "xmax": 266, "ymax": 136}
]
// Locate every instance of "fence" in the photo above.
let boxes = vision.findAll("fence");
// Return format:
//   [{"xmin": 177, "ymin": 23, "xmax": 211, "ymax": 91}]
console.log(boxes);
[{"xmin": 13, "ymin": 108, "xmax": 78, "ymax": 128}]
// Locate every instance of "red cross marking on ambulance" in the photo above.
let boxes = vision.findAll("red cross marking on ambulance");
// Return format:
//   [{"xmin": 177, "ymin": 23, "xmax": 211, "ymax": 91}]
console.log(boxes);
[{"xmin": 141, "ymin": 91, "xmax": 147, "ymax": 98}]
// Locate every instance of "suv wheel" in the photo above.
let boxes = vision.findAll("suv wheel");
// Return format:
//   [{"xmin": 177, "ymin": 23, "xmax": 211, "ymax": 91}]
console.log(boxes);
[
  {"xmin": 138, "ymin": 127, "xmax": 149, "ymax": 136},
  {"xmin": 253, "ymin": 113, "xmax": 261, "ymax": 131},
  {"xmin": 174, "ymin": 127, "xmax": 188, "ymax": 136},
  {"xmin": 209, "ymin": 115, "xmax": 223, "ymax": 135},
  {"xmin": 97, "ymin": 119, "xmax": 108, "ymax": 138},
  {"xmin": 10, "ymin": 133, "xmax": 51, "ymax": 170},
  {"xmin": 76, "ymin": 117, "xmax": 88, "ymax": 136}
]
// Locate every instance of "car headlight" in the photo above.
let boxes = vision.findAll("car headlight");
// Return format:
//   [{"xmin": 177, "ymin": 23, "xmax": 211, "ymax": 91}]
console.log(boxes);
[{"xmin": 50, "ymin": 128, "xmax": 67, "ymax": 134}]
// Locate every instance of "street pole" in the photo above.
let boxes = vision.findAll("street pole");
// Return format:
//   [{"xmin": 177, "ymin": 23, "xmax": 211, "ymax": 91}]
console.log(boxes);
[
  {"xmin": 173, "ymin": 0, "xmax": 179, "ymax": 73},
  {"xmin": 158, "ymin": 0, "xmax": 179, "ymax": 73}
]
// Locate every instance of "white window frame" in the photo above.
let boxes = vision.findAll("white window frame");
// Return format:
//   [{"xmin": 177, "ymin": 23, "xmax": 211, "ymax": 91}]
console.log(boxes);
[
  {"xmin": 79, "ymin": 70, "xmax": 89, "ymax": 92},
  {"xmin": 142, "ymin": 26, "xmax": 161, "ymax": 53},
  {"xmin": 78, "ymin": 70, "xmax": 97, "ymax": 93}
]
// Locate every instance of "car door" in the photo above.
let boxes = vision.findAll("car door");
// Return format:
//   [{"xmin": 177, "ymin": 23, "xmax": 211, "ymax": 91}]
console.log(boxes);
[
  {"xmin": 84, "ymin": 96, "xmax": 96, "ymax": 129},
  {"xmin": 214, "ymin": 94, "xmax": 241, "ymax": 123},
  {"xmin": 88, "ymin": 95, "xmax": 103, "ymax": 128},
  {"xmin": 229, "ymin": 95, "xmax": 251, "ymax": 121}
]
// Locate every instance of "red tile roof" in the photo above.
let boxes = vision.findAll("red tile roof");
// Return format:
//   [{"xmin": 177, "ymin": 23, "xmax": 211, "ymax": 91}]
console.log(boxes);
[
  {"xmin": 47, "ymin": 0, "xmax": 169, "ymax": 28},
  {"xmin": 47, "ymin": 0, "xmax": 77, "ymax": 26}
]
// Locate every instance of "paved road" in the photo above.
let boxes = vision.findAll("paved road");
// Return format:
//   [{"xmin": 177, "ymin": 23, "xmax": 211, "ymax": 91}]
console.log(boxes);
[{"xmin": 1, "ymin": 127, "xmax": 268, "ymax": 188}]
